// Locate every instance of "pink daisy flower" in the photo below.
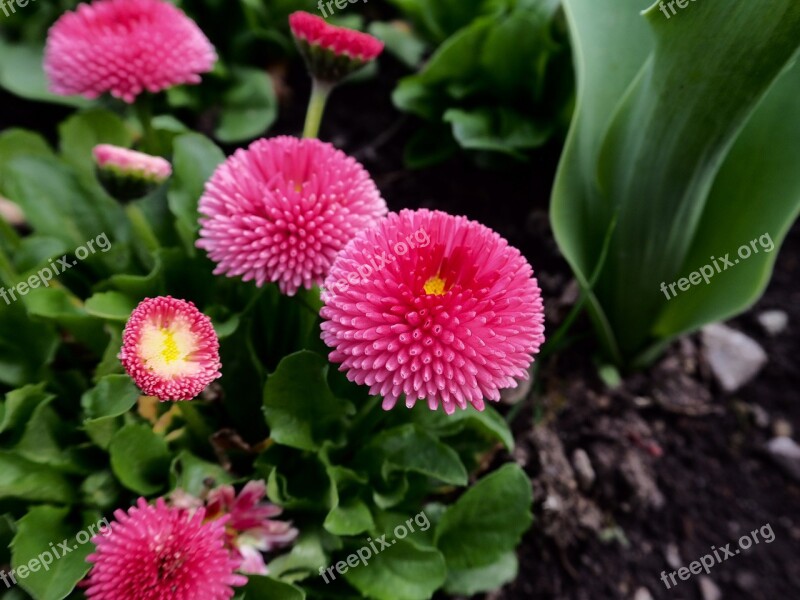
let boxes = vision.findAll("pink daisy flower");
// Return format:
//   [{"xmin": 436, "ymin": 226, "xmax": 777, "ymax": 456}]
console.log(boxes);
[
  {"xmin": 86, "ymin": 498, "xmax": 246, "ymax": 600},
  {"xmin": 119, "ymin": 296, "xmax": 221, "ymax": 401},
  {"xmin": 196, "ymin": 136, "xmax": 387, "ymax": 296},
  {"xmin": 289, "ymin": 11, "xmax": 384, "ymax": 82},
  {"xmin": 320, "ymin": 209, "xmax": 546, "ymax": 414},
  {"xmin": 205, "ymin": 481, "xmax": 298, "ymax": 575},
  {"xmin": 45, "ymin": 0, "xmax": 217, "ymax": 103}
]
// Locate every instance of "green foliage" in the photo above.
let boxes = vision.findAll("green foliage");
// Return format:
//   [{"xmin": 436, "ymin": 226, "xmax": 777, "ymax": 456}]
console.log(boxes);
[
  {"xmin": 551, "ymin": 0, "xmax": 800, "ymax": 364},
  {"xmin": 10, "ymin": 506, "xmax": 93, "ymax": 600},
  {"xmin": 0, "ymin": 100, "xmax": 533, "ymax": 600},
  {"xmin": 393, "ymin": 0, "xmax": 572, "ymax": 164}
]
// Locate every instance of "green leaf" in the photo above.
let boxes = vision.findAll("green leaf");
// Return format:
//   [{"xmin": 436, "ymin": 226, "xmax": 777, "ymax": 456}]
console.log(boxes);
[
  {"xmin": 344, "ymin": 540, "xmax": 447, "ymax": 600},
  {"xmin": 84, "ymin": 291, "xmax": 137, "ymax": 322},
  {"xmin": 653, "ymin": 59, "xmax": 800, "ymax": 339},
  {"xmin": 434, "ymin": 463, "xmax": 532, "ymax": 569},
  {"xmin": 167, "ymin": 133, "xmax": 225, "ymax": 254},
  {"xmin": 410, "ymin": 403, "xmax": 514, "ymax": 451},
  {"xmin": 109, "ymin": 423, "xmax": 171, "ymax": 495},
  {"xmin": 443, "ymin": 549, "xmax": 518, "ymax": 595},
  {"xmin": 0, "ymin": 451, "xmax": 75, "ymax": 503},
  {"xmin": 215, "ymin": 68, "xmax": 278, "ymax": 143},
  {"xmin": 262, "ymin": 351, "xmax": 353, "ymax": 451},
  {"xmin": 551, "ymin": 0, "xmax": 800, "ymax": 361},
  {"xmin": 358, "ymin": 424, "xmax": 468, "ymax": 487},
  {"xmin": 170, "ymin": 450, "xmax": 235, "ymax": 496},
  {"xmin": 323, "ymin": 465, "xmax": 374, "ymax": 536},
  {"xmin": 368, "ymin": 22, "xmax": 427, "ymax": 68},
  {"xmin": 0, "ymin": 41, "xmax": 90, "ymax": 108},
  {"xmin": 0, "ymin": 128, "xmax": 54, "ymax": 194},
  {"xmin": 3, "ymin": 155, "xmax": 131, "ymax": 273},
  {"xmin": 267, "ymin": 530, "xmax": 331, "ymax": 583},
  {"xmin": 59, "ymin": 109, "xmax": 135, "ymax": 179},
  {"xmin": 81, "ymin": 374, "xmax": 140, "ymax": 420},
  {"xmin": 10, "ymin": 506, "xmax": 92, "ymax": 600},
  {"xmin": 444, "ymin": 107, "xmax": 551, "ymax": 158},
  {"xmin": 0, "ymin": 383, "xmax": 52, "ymax": 439},
  {"xmin": 0, "ymin": 304, "xmax": 59, "ymax": 387},
  {"xmin": 241, "ymin": 575, "xmax": 305, "ymax": 600}
]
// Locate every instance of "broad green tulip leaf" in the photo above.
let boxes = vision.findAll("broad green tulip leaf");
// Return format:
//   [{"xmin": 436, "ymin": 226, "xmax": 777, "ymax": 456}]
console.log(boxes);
[{"xmin": 551, "ymin": 0, "xmax": 800, "ymax": 362}]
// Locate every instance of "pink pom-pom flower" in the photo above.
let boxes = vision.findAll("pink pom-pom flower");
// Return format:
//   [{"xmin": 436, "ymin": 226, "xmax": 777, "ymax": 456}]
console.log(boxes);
[
  {"xmin": 320, "ymin": 209, "xmax": 546, "ymax": 415},
  {"xmin": 85, "ymin": 498, "xmax": 246, "ymax": 600},
  {"xmin": 119, "ymin": 296, "xmax": 221, "ymax": 401},
  {"xmin": 289, "ymin": 11, "xmax": 384, "ymax": 82},
  {"xmin": 205, "ymin": 481, "xmax": 298, "ymax": 575},
  {"xmin": 45, "ymin": 0, "xmax": 217, "ymax": 103},
  {"xmin": 197, "ymin": 136, "xmax": 387, "ymax": 296}
]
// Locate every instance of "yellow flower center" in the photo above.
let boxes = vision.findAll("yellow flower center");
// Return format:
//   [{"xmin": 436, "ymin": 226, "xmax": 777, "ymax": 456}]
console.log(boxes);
[
  {"xmin": 160, "ymin": 330, "xmax": 181, "ymax": 363},
  {"xmin": 139, "ymin": 319, "xmax": 201, "ymax": 379},
  {"xmin": 423, "ymin": 275, "xmax": 448, "ymax": 296}
]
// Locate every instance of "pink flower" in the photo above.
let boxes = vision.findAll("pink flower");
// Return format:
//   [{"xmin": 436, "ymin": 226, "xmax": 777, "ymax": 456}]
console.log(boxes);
[
  {"xmin": 289, "ymin": 11, "xmax": 384, "ymax": 82},
  {"xmin": 85, "ymin": 498, "xmax": 246, "ymax": 600},
  {"xmin": 93, "ymin": 144, "xmax": 172, "ymax": 183},
  {"xmin": 320, "ymin": 209, "xmax": 546, "ymax": 414},
  {"xmin": 197, "ymin": 136, "xmax": 387, "ymax": 296},
  {"xmin": 119, "ymin": 296, "xmax": 221, "ymax": 401},
  {"xmin": 45, "ymin": 0, "xmax": 216, "ymax": 103},
  {"xmin": 205, "ymin": 481, "xmax": 298, "ymax": 575}
]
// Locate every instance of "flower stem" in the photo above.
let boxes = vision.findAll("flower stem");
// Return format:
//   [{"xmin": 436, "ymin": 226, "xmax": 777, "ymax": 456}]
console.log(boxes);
[
  {"xmin": 125, "ymin": 203, "xmax": 160, "ymax": 253},
  {"xmin": 303, "ymin": 80, "xmax": 332, "ymax": 139},
  {"xmin": 135, "ymin": 95, "xmax": 156, "ymax": 153}
]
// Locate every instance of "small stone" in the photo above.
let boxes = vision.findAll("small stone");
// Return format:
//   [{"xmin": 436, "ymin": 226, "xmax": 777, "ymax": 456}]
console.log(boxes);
[
  {"xmin": 698, "ymin": 576, "xmax": 722, "ymax": 600},
  {"xmin": 766, "ymin": 437, "xmax": 800, "ymax": 482},
  {"xmin": 773, "ymin": 418, "xmax": 793, "ymax": 439},
  {"xmin": 702, "ymin": 323, "xmax": 767, "ymax": 393},
  {"xmin": 735, "ymin": 571, "xmax": 758, "ymax": 592},
  {"xmin": 633, "ymin": 588, "xmax": 653, "ymax": 600},
  {"xmin": 665, "ymin": 543, "xmax": 682, "ymax": 570},
  {"xmin": 757, "ymin": 310, "xmax": 788, "ymax": 336},
  {"xmin": 500, "ymin": 364, "xmax": 535, "ymax": 404},
  {"xmin": 572, "ymin": 448, "xmax": 596, "ymax": 491},
  {"xmin": 749, "ymin": 404, "xmax": 770, "ymax": 429}
]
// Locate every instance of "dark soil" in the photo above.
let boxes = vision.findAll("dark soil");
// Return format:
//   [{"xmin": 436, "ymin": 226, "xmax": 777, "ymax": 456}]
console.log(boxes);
[{"xmin": 2, "ymin": 47, "xmax": 798, "ymax": 600}]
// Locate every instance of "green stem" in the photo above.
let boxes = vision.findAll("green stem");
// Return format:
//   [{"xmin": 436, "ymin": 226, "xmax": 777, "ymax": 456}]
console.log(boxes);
[
  {"xmin": 125, "ymin": 203, "xmax": 160, "ymax": 254},
  {"xmin": 135, "ymin": 96, "xmax": 156, "ymax": 153},
  {"xmin": 303, "ymin": 80, "xmax": 333, "ymax": 139}
]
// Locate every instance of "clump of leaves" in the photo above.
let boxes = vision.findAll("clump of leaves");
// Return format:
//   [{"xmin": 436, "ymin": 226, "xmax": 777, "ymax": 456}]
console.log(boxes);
[{"xmin": 391, "ymin": 0, "xmax": 573, "ymax": 166}]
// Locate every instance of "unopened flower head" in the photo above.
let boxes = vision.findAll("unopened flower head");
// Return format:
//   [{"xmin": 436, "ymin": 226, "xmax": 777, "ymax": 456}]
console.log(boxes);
[
  {"xmin": 289, "ymin": 11, "xmax": 384, "ymax": 83},
  {"xmin": 321, "ymin": 209, "xmax": 546, "ymax": 414},
  {"xmin": 119, "ymin": 296, "xmax": 221, "ymax": 401},
  {"xmin": 93, "ymin": 144, "xmax": 172, "ymax": 201},
  {"xmin": 45, "ymin": 0, "xmax": 216, "ymax": 103},
  {"xmin": 85, "ymin": 498, "xmax": 246, "ymax": 600},
  {"xmin": 197, "ymin": 136, "xmax": 387, "ymax": 296}
]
